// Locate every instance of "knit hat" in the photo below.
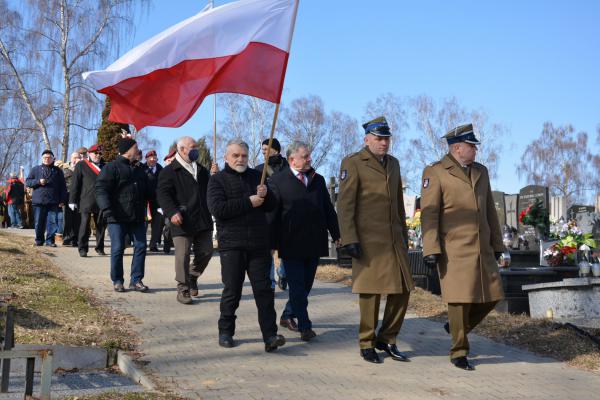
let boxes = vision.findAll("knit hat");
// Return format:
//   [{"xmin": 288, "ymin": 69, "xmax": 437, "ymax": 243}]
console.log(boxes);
[
  {"xmin": 118, "ymin": 138, "xmax": 137, "ymax": 154},
  {"xmin": 42, "ymin": 149, "xmax": 54, "ymax": 157},
  {"xmin": 262, "ymin": 138, "xmax": 281, "ymax": 153}
]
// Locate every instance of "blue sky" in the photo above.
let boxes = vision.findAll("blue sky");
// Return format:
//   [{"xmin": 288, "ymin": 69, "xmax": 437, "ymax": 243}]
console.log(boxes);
[{"xmin": 129, "ymin": 0, "xmax": 600, "ymax": 193}]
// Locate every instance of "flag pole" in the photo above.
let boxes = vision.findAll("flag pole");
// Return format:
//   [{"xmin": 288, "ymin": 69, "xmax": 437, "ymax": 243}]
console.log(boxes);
[
  {"xmin": 209, "ymin": 0, "xmax": 217, "ymax": 164},
  {"xmin": 260, "ymin": 0, "xmax": 300, "ymax": 186}
]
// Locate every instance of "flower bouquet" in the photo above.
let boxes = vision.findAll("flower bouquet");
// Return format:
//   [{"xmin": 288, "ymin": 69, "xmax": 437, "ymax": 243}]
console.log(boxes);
[
  {"xmin": 406, "ymin": 210, "xmax": 422, "ymax": 249},
  {"xmin": 519, "ymin": 199, "xmax": 550, "ymax": 240},
  {"xmin": 543, "ymin": 219, "xmax": 597, "ymax": 266}
]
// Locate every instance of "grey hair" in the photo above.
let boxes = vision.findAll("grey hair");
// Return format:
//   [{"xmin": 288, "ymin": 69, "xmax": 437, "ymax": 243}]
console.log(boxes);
[
  {"xmin": 286, "ymin": 141, "xmax": 310, "ymax": 159},
  {"xmin": 226, "ymin": 138, "xmax": 249, "ymax": 151},
  {"xmin": 176, "ymin": 136, "xmax": 195, "ymax": 149}
]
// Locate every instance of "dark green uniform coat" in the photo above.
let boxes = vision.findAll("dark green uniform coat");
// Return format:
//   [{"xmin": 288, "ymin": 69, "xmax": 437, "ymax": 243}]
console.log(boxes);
[
  {"xmin": 337, "ymin": 148, "xmax": 414, "ymax": 294},
  {"xmin": 420, "ymin": 154, "xmax": 505, "ymax": 303}
]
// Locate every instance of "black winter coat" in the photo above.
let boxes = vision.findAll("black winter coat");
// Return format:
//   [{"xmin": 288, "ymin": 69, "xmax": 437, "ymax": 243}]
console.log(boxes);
[
  {"xmin": 95, "ymin": 156, "xmax": 151, "ymax": 224},
  {"xmin": 255, "ymin": 154, "xmax": 289, "ymax": 178},
  {"xmin": 69, "ymin": 160, "xmax": 104, "ymax": 213},
  {"xmin": 143, "ymin": 162, "xmax": 162, "ymax": 210},
  {"xmin": 157, "ymin": 159, "xmax": 212, "ymax": 237},
  {"xmin": 207, "ymin": 164, "xmax": 275, "ymax": 251},
  {"xmin": 270, "ymin": 168, "xmax": 340, "ymax": 259},
  {"xmin": 26, "ymin": 164, "xmax": 68, "ymax": 206}
]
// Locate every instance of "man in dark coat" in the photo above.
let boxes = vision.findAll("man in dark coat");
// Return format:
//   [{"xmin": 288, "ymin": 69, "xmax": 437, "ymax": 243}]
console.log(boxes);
[
  {"xmin": 255, "ymin": 137, "xmax": 289, "ymax": 290},
  {"xmin": 5, "ymin": 173, "xmax": 25, "ymax": 228},
  {"xmin": 62, "ymin": 152, "xmax": 82, "ymax": 246},
  {"xmin": 70, "ymin": 144, "xmax": 106, "ymax": 257},
  {"xmin": 157, "ymin": 137, "xmax": 213, "ymax": 304},
  {"xmin": 270, "ymin": 141, "xmax": 340, "ymax": 341},
  {"xmin": 96, "ymin": 138, "xmax": 152, "ymax": 293},
  {"xmin": 143, "ymin": 150, "xmax": 164, "ymax": 252},
  {"xmin": 26, "ymin": 150, "xmax": 68, "ymax": 246},
  {"xmin": 207, "ymin": 139, "xmax": 285, "ymax": 352}
]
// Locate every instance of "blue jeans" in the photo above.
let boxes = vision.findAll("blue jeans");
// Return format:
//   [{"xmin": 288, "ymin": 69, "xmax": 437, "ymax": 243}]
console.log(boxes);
[
  {"xmin": 280, "ymin": 258, "xmax": 318, "ymax": 331},
  {"xmin": 108, "ymin": 222, "xmax": 147, "ymax": 285},
  {"xmin": 8, "ymin": 204, "xmax": 22, "ymax": 227},
  {"xmin": 33, "ymin": 204, "xmax": 60, "ymax": 245}
]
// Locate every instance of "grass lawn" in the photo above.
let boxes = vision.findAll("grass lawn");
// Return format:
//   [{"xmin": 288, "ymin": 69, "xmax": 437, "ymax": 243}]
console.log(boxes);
[
  {"xmin": 316, "ymin": 263, "xmax": 600, "ymax": 373},
  {"xmin": 0, "ymin": 231, "xmax": 137, "ymax": 351}
]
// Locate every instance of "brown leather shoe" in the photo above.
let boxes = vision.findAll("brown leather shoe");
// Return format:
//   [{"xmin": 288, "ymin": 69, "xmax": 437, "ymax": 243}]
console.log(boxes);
[
  {"xmin": 279, "ymin": 318, "xmax": 298, "ymax": 332},
  {"xmin": 177, "ymin": 290, "xmax": 193, "ymax": 305}
]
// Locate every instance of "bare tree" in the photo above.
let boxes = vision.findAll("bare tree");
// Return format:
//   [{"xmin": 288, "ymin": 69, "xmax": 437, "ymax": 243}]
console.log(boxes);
[
  {"xmin": 325, "ymin": 110, "xmax": 361, "ymax": 178},
  {"xmin": 279, "ymin": 95, "xmax": 334, "ymax": 170},
  {"xmin": 405, "ymin": 95, "xmax": 505, "ymax": 192},
  {"xmin": 0, "ymin": 0, "xmax": 150, "ymax": 161},
  {"xmin": 517, "ymin": 122, "xmax": 595, "ymax": 203},
  {"xmin": 218, "ymin": 94, "xmax": 275, "ymax": 167}
]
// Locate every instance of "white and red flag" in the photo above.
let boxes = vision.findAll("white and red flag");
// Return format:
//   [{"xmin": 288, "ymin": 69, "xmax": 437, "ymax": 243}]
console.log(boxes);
[{"xmin": 83, "ymin": 0, "xmax": 299, "ymax": 129}]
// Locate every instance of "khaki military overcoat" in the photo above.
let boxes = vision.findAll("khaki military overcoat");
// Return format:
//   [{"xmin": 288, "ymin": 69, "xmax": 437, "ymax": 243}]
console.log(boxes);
[
  {"xmin": 420, "ymin": 154, "xmax": 504, "ymax": 303},
  {"xmin": 337, "ymin": 148, "xmax": 414, "ymax": 294}
]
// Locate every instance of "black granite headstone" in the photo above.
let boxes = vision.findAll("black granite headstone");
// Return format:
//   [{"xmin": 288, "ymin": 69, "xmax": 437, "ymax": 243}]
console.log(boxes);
[
  {"xmin": 567, "ymin": 205, "xmax": 595, "ymax": 221},
  {"xmin": 492, "ymin": 191, "xmax": 506, "ymax": 227},
  {"xmin": 517, "ymin": 185, "xmax": 549, "ymax": 245}
]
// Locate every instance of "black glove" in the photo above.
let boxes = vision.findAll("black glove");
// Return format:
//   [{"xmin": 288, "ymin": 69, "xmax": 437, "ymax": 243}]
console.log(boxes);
[
  {"xmin": 423, "ymin": 254, "xmax": 440, "ymax": 269},
  {"xmin": 343, "ymin": 242, "xmax": 363, "ymax": 259},
  {"xmin": 494, "ymin": 252, "xmax": 504, "ymax": 260}
]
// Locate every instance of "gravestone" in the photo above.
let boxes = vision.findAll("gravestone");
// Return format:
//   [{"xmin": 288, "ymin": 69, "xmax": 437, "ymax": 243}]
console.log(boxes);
[
  {"xmin": 517, "ymin": 185, "xmax": 549, "ymax": 245},
  {"xmin": 567, "ymin": 204, "xmax": 595, "ymax": 221},
  {"xmin": 403, "ymin": 195, "xmax": 417, "ymax": 219},
  {"xmin": 573, "ymin": 211, "xmax": 600, "ymax": 238},
  {"xmin": 492, "ymin": 191, "xmax": 506, "ymax": 226},
  {"xmin": 505, "ymin": 194, "xmax": 519, "ymax": 230},
  {"xmin": 549, "ymin": 196, "xmax": 567, "ymax": 221}
]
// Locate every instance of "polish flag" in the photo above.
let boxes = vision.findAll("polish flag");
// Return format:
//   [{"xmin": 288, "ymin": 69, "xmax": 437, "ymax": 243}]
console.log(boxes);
[{"xmin": 83, "ymin": 0, "xmax": 299, "ymax": 130}]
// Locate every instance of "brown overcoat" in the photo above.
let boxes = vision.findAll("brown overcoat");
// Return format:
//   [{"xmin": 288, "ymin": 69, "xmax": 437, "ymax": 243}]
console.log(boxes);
[
  {"xmin": 337, "ymin": 148, "xmax": 414, "ymax": 294},
  {"xmin": 420, "ymin": 154, "xmax": 504, "ymax": 303}
]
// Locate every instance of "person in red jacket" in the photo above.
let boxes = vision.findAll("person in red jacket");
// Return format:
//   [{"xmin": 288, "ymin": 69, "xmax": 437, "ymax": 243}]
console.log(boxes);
[{"xmin": 5, "ymin": 172, "xmax": 25, "ymax": 228}]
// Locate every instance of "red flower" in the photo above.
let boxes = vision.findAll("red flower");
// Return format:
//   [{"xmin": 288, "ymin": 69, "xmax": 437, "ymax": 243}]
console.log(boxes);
[
  {"xmin": 519, "ymin": 210, "xmax": 526, "ymax": 223},
  {"xmin": 560, "ymin": 246, "xmax": 576, "ymax": 255}
]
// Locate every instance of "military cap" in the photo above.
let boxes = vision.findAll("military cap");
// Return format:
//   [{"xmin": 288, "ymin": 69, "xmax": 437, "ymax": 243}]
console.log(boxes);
[
  {"xmin": 363, "ymin": 116, "xmax": 392, "ymax": 137},
  {"xmin": 88, "ymin": 144, "xmax": 102, "ymax": 153},
  {"xmin": 145, "ymin": 149, "xmax": 157, "ymax": 159},
  {"xmin": 443, "ymin": 123, "xmax": 480, "ymax": 145},
  {"xmin": 163, "ymin": 150, "xmax": 176, "ymax": 161}
]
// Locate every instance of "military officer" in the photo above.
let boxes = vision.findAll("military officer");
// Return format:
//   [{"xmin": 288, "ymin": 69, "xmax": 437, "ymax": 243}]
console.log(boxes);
[
  {"xmin": 337, "ymin": 116, "xmax": 414, "ymax": 364},
  {"xmin": 420, "ymin": 123, "xmax": 504, "ymax": 371}
]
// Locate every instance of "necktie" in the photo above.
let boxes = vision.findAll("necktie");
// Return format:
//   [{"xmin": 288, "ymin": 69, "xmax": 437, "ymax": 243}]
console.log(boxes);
[{"xmin": 297, "ymin": 172, "xmax": 306, "ymax": 186}]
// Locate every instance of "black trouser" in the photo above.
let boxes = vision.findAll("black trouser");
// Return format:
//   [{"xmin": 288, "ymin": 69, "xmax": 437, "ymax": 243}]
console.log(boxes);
[
  {"xmin": 63, "ymin": 204, "xmax": 80, "ymax": 245},
  {"xmin": 148, "ymin": 207, "xmax": 164, "ymax": 249},
  {"xmin": 218, "ymin": 248, "xmax": 277, "ymax": 341},
  {"xmin": 78, "ymin": 211, "xmax": 106, "ymax": 252}
]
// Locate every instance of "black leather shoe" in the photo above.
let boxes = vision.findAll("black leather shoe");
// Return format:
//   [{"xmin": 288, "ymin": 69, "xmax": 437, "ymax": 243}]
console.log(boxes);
[
  {"xmin": 149, "ymin": 246, "xmax": 159, "ymax": 252},
  {"xmin": 264, "ymin": 334, "xmax": 286, "ymax": 352},
  {"xmin": 451, "ymin": 356, "xmax": 475, "ymax": 371},
  {"xmin": 96, "ymin": 249, "xmax": 106, "ymax": 256},
  {"xmin": 79, "ymin": 250, "xmax": 88, "ymax": 257},
  {"xmin": 375, "ymin": 342, "xmax": 410, "ymax": 362},
  {"xmin": 219, "ymin": 334, "xmax": 235, "ymax": 348},
  {"xmin": 163, "ymin": 245, "xmax": 171, "ymax": 254},
  {"xmin": 444, "ymin": 322, "xmax": 450, "ymax": 334},
  {"xmin": 300, "ymin": 329, "xmax": 317, "ymax": 342},
  {"xmin": 279, "ymin": 318, "xmax": 298, "ymax": 332},
  {"xmin": 360, "ymin": 348, "xmax": 382, "ymax": 364}
]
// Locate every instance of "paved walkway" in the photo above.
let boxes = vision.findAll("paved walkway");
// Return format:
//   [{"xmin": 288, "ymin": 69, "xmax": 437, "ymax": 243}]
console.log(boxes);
[{"xmin": 9, "ymin": 228, "xmax": 600, "ymax": 399}]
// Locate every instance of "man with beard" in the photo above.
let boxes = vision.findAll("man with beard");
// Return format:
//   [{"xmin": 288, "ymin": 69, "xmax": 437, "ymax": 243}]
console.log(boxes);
[
  {"xmin": 70, "ymin": 144, "xmax": 106, "ymax": 257},
  {"xmin": 207, "ymin": 139, "xmax": 285, "ymax": 352}
]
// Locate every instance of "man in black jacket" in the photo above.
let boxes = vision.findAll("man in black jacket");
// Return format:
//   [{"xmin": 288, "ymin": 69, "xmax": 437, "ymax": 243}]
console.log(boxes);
[
  {"xmin": 96, "ymin": 138, "xmax": 152, "ymax": 293},
  {"xmin": 70, "ymin": 144, "xmax": 106, "ymax": 257},
  {"xmin": 255, "ymin": 138, "xmax": 289, "ymax": 291},
  {"xmin": 157, "ymin": 137, "xmax": 213, "ymax": 304},
  {"xmin": 270, "ymin": 141, "xmax": 341, "ymax": 341},
  {"xmin": 143, "ymin": 150, "xmax": 164, "ymax": 252},
  {"xmin": 26, "ymin": 150, "xmax": 68, "ymax": 246},
  {"xmin": 207, "ymin": 139, "xmax": 285, "ymax": 352},
  {"xmin": 6, "ymin": 173, "xmax": 25, "ymax": 228}
]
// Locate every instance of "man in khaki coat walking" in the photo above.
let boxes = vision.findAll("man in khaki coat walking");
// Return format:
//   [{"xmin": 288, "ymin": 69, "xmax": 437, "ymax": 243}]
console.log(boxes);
[
  {"xmin": 420, "ymin": 123, "xmax": 504, "ymax": 371},
  {"xmin": 338, "ymin": 116, "xmax": 414, "ymax": 364}
]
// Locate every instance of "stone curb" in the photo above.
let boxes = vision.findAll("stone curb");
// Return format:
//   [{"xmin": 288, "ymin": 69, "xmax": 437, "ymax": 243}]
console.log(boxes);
[{"xmin": 117, "ymin": 351, "xmax": 156, "ymax": 391}]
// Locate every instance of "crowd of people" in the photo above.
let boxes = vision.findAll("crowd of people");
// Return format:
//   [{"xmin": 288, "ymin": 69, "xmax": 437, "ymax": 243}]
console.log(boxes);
[{"xmin": 3, "ymin": 117, "xmax": 504, "ymax": 369}]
